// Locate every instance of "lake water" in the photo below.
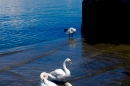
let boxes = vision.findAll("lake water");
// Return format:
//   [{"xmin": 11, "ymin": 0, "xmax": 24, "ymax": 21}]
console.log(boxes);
[
  {"xmin": 0, "ymin": 0, "xmax": 130, "ymax": 86},
  {"xmin": 0, "ymin": 0, "xmax": 82, "ymax": 54}
]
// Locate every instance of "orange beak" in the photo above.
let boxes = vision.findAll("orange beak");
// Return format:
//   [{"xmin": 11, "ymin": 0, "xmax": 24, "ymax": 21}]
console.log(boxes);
[{"xmin": 70, "ymin": 61, "xmax": 72, "ymax": 64}]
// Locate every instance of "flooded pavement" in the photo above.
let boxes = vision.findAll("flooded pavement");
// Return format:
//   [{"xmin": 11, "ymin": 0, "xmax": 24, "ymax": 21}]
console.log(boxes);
[{"xmin": 0, "ymin": 37, "xmax": 130, "ymax": 86}]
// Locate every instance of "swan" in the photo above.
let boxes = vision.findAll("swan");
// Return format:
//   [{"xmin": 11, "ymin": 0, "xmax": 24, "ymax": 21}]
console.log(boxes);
[
  {"xmin": 40, "ymin": 72, "xmax": 72, "ymax": 86},
  {"xmin": 40, "ymin": 72, "xmax": 57, "ymax": 86},
  {"xmin": 64, "ymin": 82, "xmax": 72, "ymax": 86},
  {"xmin": 64, "ymin": 27, "xmax": 76, "ymax": 38},
  {"xmin": 48, "ymin": 58, "xmax": 72, "ymax": 80}
]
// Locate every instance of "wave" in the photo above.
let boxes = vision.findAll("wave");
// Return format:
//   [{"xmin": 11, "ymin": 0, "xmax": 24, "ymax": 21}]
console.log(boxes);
[{"xmin": 0, "ymin": 37, "xmax": 81, "ymax": 73}]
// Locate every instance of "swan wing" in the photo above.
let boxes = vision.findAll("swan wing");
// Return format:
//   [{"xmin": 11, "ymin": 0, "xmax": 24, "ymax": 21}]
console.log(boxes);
[
  {"xmin": 41, "ymin": 80, "xmax": 57, "ymax": 86},
  {"xmin": 50, "ymin": 69, "xmax": 66, "ymax": 76}
]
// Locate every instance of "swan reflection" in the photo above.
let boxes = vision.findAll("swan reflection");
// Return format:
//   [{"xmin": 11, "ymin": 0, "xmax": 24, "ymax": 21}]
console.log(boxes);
[{"xmin": 68, "ymin": 39, "xmax": 76, "ymax": 48}]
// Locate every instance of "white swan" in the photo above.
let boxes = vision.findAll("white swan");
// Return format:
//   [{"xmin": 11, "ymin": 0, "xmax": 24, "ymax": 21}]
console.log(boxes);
[
  {"xmin": 40, "ymin": 72, "xmax": 57, "ymax": 86},
  {"xmin": 48, "ymin": 58, "xmax": 72, "ymax": 80},
  {"xmin": 65, "ymin": 82, "xmax": 72, "ymax": 86},
  {"xmin": 40, "ymin": 72, "xmax": 72, "ymax": 86},
  {"xmin": 64, "ymin": 27, "xmax": 76, "ymax": 38}
]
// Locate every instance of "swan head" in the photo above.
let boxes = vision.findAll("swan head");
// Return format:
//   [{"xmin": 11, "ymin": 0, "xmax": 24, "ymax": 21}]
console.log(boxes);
[
  {"xmin": 66, "ymin": 58, "xmax": 72, "ymax": 64},
  {"xmin": 40, "ymin": 72, "xmax": 48, "ymax": 83},
  {"xmin": 65, "ymin": 82, "xmax": 72, "ymax": 86},
  {"xmin": 70, "ymin": 27, "xmax": 76, "ymax": 33}
]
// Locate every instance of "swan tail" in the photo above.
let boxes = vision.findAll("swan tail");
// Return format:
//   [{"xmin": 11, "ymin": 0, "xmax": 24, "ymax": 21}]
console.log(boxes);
[{"xmin": 64, "ymin": 28, "xmax": 68, "ymax": 32}]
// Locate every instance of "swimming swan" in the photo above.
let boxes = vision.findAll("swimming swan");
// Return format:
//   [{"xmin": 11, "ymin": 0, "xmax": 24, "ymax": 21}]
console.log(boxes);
[
  {"xmin": 48, "ymin": 58, "xmax": 72, "ymax": 80},
  {"xmin": 40, "ymin": 72, "xmax": 73, "ymax": 86},
  {"xmin": 64, "ymin": 82, "xmax": 72, "ymax": 86},
  {"xmin": 40, "ymin": 72, "xmax": 57, "ymax": 86}
]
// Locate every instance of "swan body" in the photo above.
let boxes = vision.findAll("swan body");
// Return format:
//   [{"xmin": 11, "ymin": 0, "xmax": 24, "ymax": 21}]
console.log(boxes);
[
  {"xmin": 65, "ymin": 82, "xmax": 72, "ymax": 86},
  {"xmin": 64, "ymin": 27, "xmax": 76, "ymax": 38},
  {"xmin": 48, "ymin": 58, "xmax": 72, "ymax": 80},
  {"xmin": 40, "ymin": 72, "xmax": 57, "ymax": 86}
]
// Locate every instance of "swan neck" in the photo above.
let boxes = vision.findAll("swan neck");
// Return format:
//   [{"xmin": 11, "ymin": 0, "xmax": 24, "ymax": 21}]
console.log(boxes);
[{"xmin": 63, "ymin": 60, "xmax": 68, "ymax": 74}]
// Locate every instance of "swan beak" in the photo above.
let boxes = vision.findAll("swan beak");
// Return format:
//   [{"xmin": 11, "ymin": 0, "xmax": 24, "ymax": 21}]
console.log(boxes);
[{"xmin": 70, "ymin": 61, "xmax": 72, "ymax": 64}]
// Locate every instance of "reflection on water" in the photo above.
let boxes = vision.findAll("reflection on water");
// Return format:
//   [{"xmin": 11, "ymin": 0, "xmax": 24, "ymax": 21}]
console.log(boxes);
[{"xmin": 68, "ymin": 38, "xmax": 76, "ymax": 49}]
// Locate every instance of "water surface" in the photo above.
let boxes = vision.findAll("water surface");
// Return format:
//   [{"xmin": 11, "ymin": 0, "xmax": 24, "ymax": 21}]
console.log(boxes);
[
  {"xmin": 0, "ymin": 0, "xmax": 82, "ymax": 53},
  {"xmin": 0, "ymin": 0, "xmax": 130, "ymax": 86}
]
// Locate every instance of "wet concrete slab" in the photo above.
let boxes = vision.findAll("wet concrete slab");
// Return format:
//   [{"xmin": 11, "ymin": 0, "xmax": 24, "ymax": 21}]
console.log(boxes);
[{"xmin": 0, "ymin": 38, "xmax": 130, "ymax": 86}]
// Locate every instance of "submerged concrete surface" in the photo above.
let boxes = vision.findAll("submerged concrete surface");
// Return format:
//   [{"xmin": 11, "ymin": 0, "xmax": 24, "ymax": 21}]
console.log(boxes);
[
  {"xmin": 0, "ymin": 37, "xmax": 130, "ymax": 86},
  {"xmin": 81, "ymin": 0, "xmax": 130, "ymax": 44}
]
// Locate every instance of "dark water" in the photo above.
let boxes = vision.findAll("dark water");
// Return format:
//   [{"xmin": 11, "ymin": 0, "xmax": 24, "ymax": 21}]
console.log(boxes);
[{"xmin": 0, "ymin": 0, "xmax": 130, "ymax": 86}]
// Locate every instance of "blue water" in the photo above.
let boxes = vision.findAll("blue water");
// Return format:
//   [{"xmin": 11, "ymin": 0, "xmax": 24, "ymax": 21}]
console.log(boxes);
[
  {"xmin": 1, "ymin": 1, "xmax": 129, "ymax": 86},
  {"xmin": 0, "ymin": 0, "xmax": 82, "ymax": 53}
]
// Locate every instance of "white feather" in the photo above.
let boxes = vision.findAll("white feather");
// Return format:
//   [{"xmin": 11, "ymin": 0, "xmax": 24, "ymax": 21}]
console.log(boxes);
[
  {"xmin": 64, "ymin": 27, "xmax": 76, "ymax": 38},
  {"xmin": 48, "ymin": 58, "xmax": 72, "ymax": 80}
]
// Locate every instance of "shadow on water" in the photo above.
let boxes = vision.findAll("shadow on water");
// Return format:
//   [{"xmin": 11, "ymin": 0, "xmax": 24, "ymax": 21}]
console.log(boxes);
[
  {"xmin": 51, "ymin": 80, "xmax": 66, "ymax": 85},
  {"xmin": 122, "ymin": 72, "xmax": 130, "ymax": 76},
  {"xmin": 82, "ymin": 36, "xmax": 130, "ymax": 45},
  {"xmin": 81, "ymin": 0, "xmax": 130, "ymax": 45}
]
